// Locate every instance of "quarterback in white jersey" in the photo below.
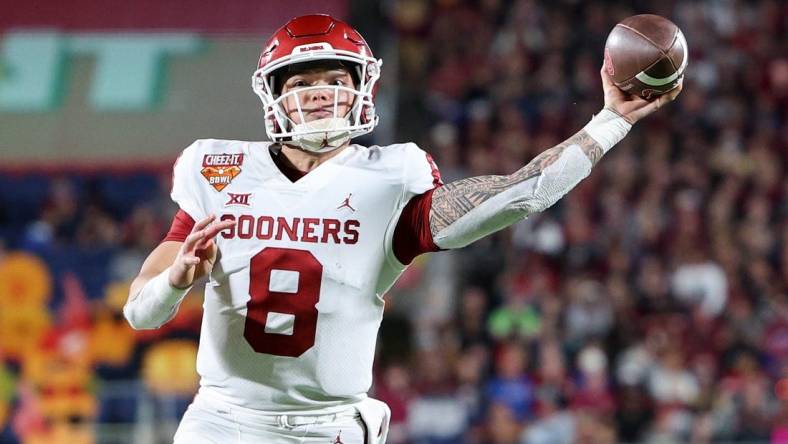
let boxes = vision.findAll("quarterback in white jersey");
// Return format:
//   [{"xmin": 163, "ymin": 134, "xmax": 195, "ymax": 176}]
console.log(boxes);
[
  {"xmin": 124, "ymin": 13, "xmax": 682, "ymax": 444},
  {"xmin": 170, "ymin": 138, "xmax": 441, "ymax": 408}
]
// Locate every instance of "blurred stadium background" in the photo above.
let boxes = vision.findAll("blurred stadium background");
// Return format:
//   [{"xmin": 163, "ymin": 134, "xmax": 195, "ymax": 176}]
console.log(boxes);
[{"xmin": 0, "ymin": 0, "xmax": 786, "ymax": 443}]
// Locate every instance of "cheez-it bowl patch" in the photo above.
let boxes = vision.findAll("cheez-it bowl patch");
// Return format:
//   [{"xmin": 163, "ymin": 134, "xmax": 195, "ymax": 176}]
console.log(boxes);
[{"xmin": 201, "ymin": 153, "xmax": 244, "ymax": 191}]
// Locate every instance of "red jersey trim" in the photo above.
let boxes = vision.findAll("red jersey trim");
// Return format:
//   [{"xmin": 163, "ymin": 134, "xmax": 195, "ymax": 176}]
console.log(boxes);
[
  {"xmin": 163, "ymin": 209, "xmax": 195, "ymax": 242},
  {"xmin": 393, "ymin": 187, "xmax": 443, "ymax": 265},
  {"xmin": 425, "ymin": 153, "xmax": 442, "ymax": 187}
]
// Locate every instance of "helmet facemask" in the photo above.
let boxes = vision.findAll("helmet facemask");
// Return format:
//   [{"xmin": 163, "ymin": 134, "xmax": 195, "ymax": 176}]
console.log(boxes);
[{"xmin": 252, "ymin": 52, "xmax": 381, "ymax": 153}]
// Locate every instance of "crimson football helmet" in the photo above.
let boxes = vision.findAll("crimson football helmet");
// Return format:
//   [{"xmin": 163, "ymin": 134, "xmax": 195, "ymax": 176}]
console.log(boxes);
[{"xmin": 251, "ymin": 14, "xmax": 382, "ymax": 152}]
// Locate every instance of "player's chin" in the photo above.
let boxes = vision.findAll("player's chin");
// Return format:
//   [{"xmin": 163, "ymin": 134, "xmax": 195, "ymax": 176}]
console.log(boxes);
[
  {"xmin": 307, "ymin": 112, "xmax": 333, "ymax": 120},
  {"xmin": 287, "ymin": 112, "xmax": 327, "ymax": 124}
]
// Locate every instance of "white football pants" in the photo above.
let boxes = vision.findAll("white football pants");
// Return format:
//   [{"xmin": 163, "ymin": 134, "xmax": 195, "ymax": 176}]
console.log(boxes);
[{"xmin": 173, "ymin": 390, "xmax": 390, "ymax": 444}]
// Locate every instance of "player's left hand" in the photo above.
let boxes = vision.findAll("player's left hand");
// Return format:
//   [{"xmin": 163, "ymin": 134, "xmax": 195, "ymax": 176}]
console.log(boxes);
[{"xmin": 601, "ymin": 63, "xmax": 683, "ymax": 124}]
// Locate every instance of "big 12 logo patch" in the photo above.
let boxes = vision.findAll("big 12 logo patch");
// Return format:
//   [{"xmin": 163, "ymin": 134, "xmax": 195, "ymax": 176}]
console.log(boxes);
[{"xmin": 201, "ymin": 153, "xmax": 244, "ymax": 191}]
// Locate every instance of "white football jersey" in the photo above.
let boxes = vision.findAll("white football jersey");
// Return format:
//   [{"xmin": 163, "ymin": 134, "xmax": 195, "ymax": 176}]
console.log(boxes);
[{"xmin": 170, "ymin": 139, "xmax": 439, "ymax": 412}]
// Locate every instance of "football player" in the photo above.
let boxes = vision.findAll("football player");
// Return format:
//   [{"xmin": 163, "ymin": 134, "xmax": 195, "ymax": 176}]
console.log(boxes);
[{"xmin": 124, "ymin": 14, "xmax": 681, "ymax": 444}]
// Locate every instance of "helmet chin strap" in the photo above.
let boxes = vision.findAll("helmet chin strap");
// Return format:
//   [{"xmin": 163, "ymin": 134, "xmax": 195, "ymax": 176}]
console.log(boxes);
[{"xmin": 290, "ymin": 117, "xmax": 351, "ymax": 153}]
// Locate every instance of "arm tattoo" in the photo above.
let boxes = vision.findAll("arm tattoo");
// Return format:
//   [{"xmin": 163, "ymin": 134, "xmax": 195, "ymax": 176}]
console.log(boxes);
[{"xmin": 430, "ymin": 129, "xmax": 603, "ymax": 233}]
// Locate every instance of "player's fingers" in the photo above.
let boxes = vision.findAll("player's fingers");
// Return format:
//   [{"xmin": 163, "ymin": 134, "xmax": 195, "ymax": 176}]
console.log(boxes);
[
  {"xmin": 651, "ymin": 81, "xmax": 682, "ymax": 110},
  {"xmin": 195, "ymin": 237, "xmax": 214, "ymax": 251},
  {"xmin": 193, "ymin": 220, "xmax": 232, "ymax": 250},
  {"xmin": 203, "ymin": 219, "xmax": 235, "ymax": 240},
  {"xmin": 664, "ymin": 80, "xmax": 683, "ymax": 101},
  {"xmin": 633, "ymin": 79, "xmax": 683, "ymax": 120},
  {"xmin": 173, "ymin": 253, "xmax": 200, "ymax": 268},
  {"xmin": 182, "ymin": 229, "xmax": 207, "ymax": 251},
  {"xmin": 186, "ymin": 216, "xmax": 231, "ymax": 247},
  {"xmin": 636, "ymin": 95, "xmax": 669, "ymax": 119},
  {"xmin": 600, "ymin": 63, "xmax": 615, "ymax": 88},
  {"xmin": 600, "ymin": 62, "xmax": 630, "ymax": 111},
  {"xmin": 195, "ymin": 233, "xmax": 218, "ymax": 250},
  {"xmin": 181, "ymin": 215, "xmax": 217, "ymax": 250},
  {"xmin": 179, "ymin": 254, "xmax": 201, "ymax": 266},
  {"xmin": 639, "ymin": 98, "xmax": 663, "ymax": 117},
  {"xmin": 191, "ymin": 214, "xmax": 216, "ymax": 233}
]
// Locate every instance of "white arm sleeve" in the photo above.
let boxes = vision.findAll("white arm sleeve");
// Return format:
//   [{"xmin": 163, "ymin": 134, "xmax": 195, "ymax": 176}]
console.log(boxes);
[
  {"xmin": 123, "ymin": 268, "xmax": 191, "ymax": 330},
  {"xmin": 433, "ymin": 145, "xmax": 592, "ymax": 249},
  {"xmin": 432, "ymin": 109, "xmax": 631, "ymax": 249}
]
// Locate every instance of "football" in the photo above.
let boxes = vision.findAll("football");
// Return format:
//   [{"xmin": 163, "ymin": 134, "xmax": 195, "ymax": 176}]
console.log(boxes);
[{"xmin": 604, "ymin": 14, "xmax": 688, "ymax": 100}]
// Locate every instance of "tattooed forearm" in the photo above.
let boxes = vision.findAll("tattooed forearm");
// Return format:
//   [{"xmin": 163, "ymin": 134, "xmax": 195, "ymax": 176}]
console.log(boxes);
[
  {"xmin": 576, "ymin": 130, "xmax": 604, "ymax": 166},
  {"xmin": 429, "ymin": 129, "xmax": 603, "ymax": 234}
]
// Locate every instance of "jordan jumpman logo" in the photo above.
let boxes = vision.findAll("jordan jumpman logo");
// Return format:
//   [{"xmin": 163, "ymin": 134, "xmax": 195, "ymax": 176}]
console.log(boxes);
[{"xmin": 337, "ymin": 193, "xmax": 356, "ymax": 212}]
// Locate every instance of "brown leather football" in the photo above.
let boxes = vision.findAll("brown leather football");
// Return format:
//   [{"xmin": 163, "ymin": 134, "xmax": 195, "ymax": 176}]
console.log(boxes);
[{"xmin": 604, "ymin": 14, "xmax": 688, "ymax": 100}]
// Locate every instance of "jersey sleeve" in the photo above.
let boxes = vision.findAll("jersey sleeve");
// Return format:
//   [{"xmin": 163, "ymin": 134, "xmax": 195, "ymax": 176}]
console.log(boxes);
[
  {"xmin": 403, "ymin": 143, "xmax": 442, "ymax": 198},
  {"xmin": 170, "ymin": 140, "xmax": 207, "ymax": 222},
  {"xmin": 162, "ymin": 209, "xmax": 196, "ymax": 242},
  {"xmin": 386, "ymin": 143, "xmax": 444, "ymax": 266}
]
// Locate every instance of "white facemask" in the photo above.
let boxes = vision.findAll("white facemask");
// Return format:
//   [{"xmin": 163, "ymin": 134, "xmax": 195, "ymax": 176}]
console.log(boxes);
[{"xmin": 252, "ymin": 53, "xmax": 382, "ymax": 150}]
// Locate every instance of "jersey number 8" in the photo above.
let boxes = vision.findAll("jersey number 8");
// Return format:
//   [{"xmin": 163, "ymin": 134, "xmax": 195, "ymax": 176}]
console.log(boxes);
[{"xmin": 244, "ymin": 247, "xmax": 322, "ymax": 357}]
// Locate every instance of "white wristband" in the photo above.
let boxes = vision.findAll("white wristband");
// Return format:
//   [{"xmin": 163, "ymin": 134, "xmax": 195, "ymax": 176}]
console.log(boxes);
[
  {"xmin": 149, "ymin": 267, "xmax": 192, "ymax": 303},
  {"xmin": 123, "ymin": 267, "xmax": 191, "ymax": 329},
  {"xmin": 582, "ymin": 108, "xmax": 632, "ymax": 154}
]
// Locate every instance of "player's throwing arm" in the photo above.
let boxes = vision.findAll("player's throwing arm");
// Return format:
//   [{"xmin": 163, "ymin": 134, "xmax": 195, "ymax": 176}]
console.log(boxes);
[
  {"xmin": 124, "ymin": 214, "xmax": 235, "ymax": 329},
  {"xmin": 428, "ymin": 63, "xmax": 682, "ymax": 249}
]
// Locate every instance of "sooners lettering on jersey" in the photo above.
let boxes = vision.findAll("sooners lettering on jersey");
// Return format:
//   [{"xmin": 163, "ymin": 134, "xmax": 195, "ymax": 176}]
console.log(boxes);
[
  {"xmin": 219, "ymin": 214, "xmax": 360, "ymax": 244},
  {"xmin": 168, "ymin": 139, "xmax": 440, "ymax": 412}
]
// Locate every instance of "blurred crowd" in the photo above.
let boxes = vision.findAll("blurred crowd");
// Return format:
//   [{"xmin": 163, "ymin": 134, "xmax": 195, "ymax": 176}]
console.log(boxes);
[
  {"xmin": 0, "ymin": 173, "xmax": 204, "ymax": 444},
  {"xmin": 381, "ymin": 0, "xmax": 787, "ymax": 443},
  {"xmin": 0, "ymin": 0, "xmax": 786, "ymax": 443}
]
